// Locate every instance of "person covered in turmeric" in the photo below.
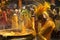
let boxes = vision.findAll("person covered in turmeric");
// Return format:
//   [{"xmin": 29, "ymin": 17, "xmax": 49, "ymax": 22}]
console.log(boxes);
[
  {"xmin": 38, "ymin": 12, "xmax": 55, "ymax": 40},
  {"xmin": 34, "ymin": 2, "xmax": 55, "ymax": 40}
]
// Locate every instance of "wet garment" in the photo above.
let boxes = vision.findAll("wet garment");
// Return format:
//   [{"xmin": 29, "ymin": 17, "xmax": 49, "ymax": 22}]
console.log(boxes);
[{"xmin": 39, "ymin": 20, "xmax": 55, "ymax": 40}]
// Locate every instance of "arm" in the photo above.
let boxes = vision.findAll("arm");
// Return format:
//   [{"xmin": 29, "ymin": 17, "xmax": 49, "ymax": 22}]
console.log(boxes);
[{"xmin": 39, "ymin": 20, "xmax": 55, "ymax": 40}]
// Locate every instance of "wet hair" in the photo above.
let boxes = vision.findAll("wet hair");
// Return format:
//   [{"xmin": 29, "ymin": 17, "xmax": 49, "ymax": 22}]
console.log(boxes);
[
  {"xmin": 55, "ymin": 7, "xmax": 59, "ymax": 14},
  {"xmin": 50, "ymin": 5, "xmax": 56, "ymax": 10},
  {"xmin": 38, "ymin": 14, "xmax": 46, "ymax": 22}
]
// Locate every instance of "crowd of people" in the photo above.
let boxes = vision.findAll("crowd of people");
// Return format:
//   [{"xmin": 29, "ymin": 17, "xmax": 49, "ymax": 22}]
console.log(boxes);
[{"xmin": 0, "ymin": 6, "xmax": 34, "ymax": 30}]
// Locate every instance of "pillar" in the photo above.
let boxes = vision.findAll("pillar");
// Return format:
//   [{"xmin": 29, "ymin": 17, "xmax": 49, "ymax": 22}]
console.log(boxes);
[
  {"xmin": 51, "ymin": 0, "xmax": 55, "ymax": 3},
  {"xmin": 18, "ymin": 0, "xmax": 22, "ymax": 8}
]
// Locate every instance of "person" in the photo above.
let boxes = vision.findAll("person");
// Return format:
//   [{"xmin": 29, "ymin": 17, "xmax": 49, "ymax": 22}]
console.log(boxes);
[
  {"xmin": 6, "ymin": 8, "xmax": 12, "ymax": 29},
  {"xmin": 38, "ymin": 11, "xmax": 55, "ymax": 40},
  {"xmin": 21, "ymin": 6, "xmax": 32, "ymax": 29},
  {"xmin": 34, "ymin": 2, "xmax": 55, "ymax": 40}
]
